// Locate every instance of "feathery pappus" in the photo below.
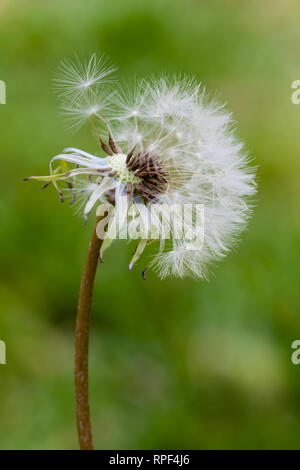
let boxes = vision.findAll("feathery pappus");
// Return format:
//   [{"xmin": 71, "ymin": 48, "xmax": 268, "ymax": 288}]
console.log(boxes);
[{"xmin": 25, "ymin": 53, "xmax": 256, "ymax": 279}]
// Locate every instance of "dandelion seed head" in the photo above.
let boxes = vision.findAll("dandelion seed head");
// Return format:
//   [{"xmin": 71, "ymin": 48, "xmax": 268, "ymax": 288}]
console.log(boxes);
[{"xmin": 27, "ymin": 55, "xmax": 257, "ymax": 279}]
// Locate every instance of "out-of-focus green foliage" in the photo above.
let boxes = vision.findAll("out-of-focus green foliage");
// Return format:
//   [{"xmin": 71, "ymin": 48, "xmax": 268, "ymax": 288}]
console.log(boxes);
[{"xmin": 0, "ymin": 0, "xmax": 300, "ymax": 450}]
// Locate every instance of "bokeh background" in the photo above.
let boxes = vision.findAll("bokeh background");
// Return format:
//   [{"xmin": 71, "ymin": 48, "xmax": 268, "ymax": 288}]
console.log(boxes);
[{"xmin": 1, "ymin": 0, "xmax": 300, "ymax": 450}]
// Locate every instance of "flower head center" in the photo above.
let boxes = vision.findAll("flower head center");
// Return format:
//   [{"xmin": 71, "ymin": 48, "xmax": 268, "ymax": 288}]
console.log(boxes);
[{"xmin": 107, "ymin": 154, "xmax": 141, "ymax": 185}]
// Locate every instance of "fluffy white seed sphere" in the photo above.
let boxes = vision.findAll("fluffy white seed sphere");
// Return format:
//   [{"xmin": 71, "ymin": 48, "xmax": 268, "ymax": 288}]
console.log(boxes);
[{"xmin": 27, "ymin": 55, "xmax": 256, "ymax": 279}]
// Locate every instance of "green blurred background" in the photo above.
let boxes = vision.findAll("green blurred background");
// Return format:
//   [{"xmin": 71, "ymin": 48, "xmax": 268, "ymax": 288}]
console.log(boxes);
[{"xmin": 0, "ymin": 0, "xmax": 300, "ymax": 450}]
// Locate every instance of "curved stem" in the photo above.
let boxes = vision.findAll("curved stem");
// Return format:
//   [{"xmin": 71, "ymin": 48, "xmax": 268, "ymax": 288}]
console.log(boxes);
[{"xmin": 75, "ymin": 217, "xmax": 103, "ymax": 450}]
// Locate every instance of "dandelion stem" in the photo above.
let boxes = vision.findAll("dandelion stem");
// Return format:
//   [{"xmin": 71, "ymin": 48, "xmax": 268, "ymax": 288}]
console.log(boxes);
[{"xmin": 75, "ymin": 217, "xmax": 103, "ymax": 450}]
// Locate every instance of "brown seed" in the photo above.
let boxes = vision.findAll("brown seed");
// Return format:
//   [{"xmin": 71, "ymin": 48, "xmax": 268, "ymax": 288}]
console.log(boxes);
[
  {"xmin": 141, "ymin": 180, "xmax": 161, "ymax": 192},
  {"xmin": 125, "ymin": 182, "xmax": 133, "ymax": 195},
  {"xmin": 135, "ymin": 184, "xmax": 156, "ymax": 196},
  {"xmin": 97, "ymin": 167, "xmax": 112, "ymax": 173},
  {"xmin": 134, "ymin": 170, "xmax": 149, "ymax": 178},
  {"xmin": 126, "ymin": 145, "xmax": 137, "ymax": 163},
  {"xmin": 109, "ymin": 133, "xmax": 121, "ymax": 154},
  {"xmin": 142, "ymin": 268, "xmax": 147, "ymax": 281},
  {"xmin": 70, "ymin": 193, "xmax": 76, "ymax": 206},
  {"xmin": 127, "ymin": 155, "xmax": 136, "ymax": 168},
  {"xmin": 99, "ymin": 138, "xmax": 113, "ymax": 156}
]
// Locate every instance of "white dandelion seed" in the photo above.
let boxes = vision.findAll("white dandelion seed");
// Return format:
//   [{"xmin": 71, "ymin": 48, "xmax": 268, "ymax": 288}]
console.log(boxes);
[
  {"xmin": 53, "ymin": 53, "xmax": 116, "ymax": 103},
  {"xmin": 26, "ymin": 55, "xmax": 256, "ymax": 279}
]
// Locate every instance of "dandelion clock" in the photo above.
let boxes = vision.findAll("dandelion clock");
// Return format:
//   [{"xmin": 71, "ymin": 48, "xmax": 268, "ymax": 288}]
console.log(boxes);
[{"xmin": 25, "ymin": 54, "xmax": 256, "ymax": 449}]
